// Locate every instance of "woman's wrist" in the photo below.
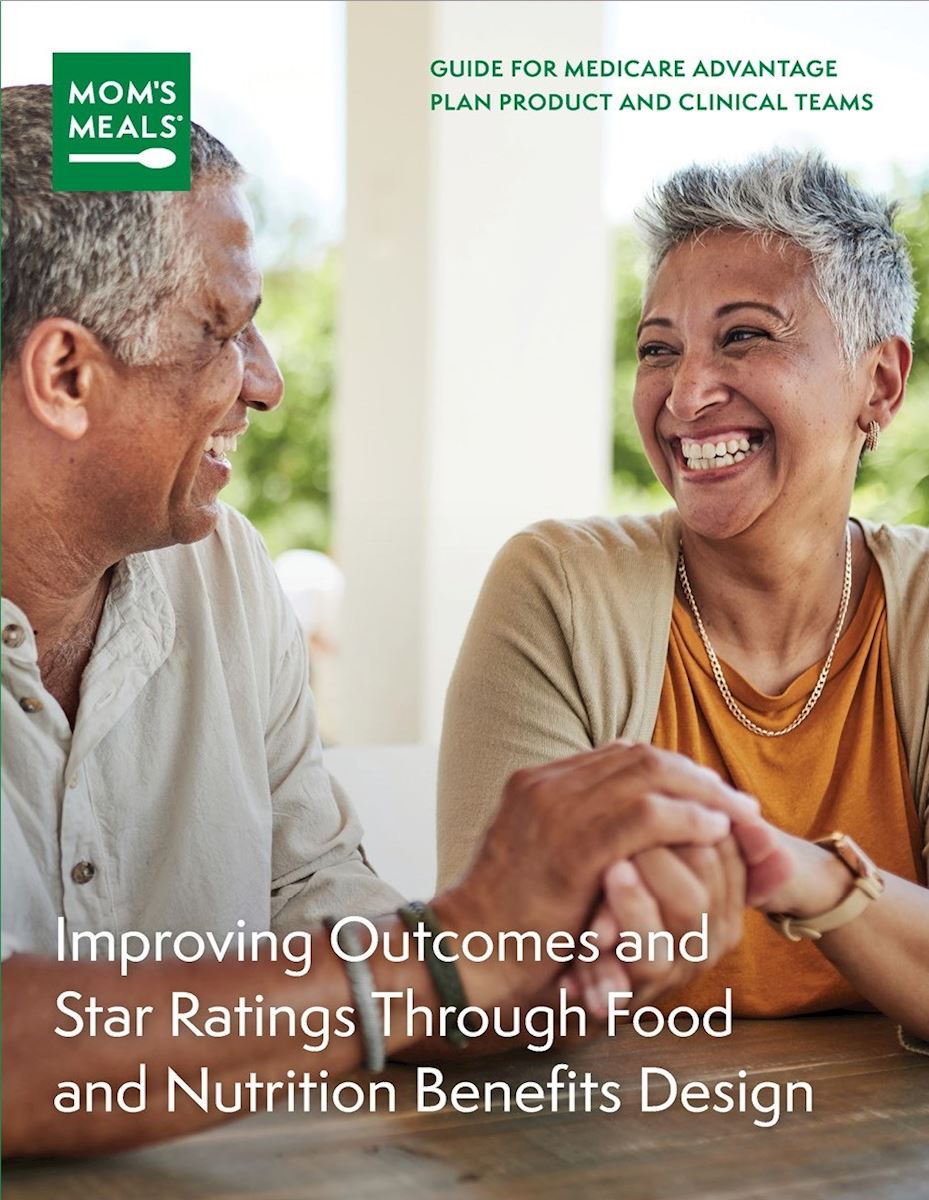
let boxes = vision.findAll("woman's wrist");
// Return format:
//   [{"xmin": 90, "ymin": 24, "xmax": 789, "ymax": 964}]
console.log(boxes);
[{"xmin": 757, "ymin": 836, "xmax": 854, "ymax": 919}]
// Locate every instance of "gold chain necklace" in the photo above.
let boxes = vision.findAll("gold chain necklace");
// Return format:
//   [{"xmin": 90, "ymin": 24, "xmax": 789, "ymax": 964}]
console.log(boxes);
[{"xmin": 676, "ymin": 527, "xmax": 852, "ymax": 738}]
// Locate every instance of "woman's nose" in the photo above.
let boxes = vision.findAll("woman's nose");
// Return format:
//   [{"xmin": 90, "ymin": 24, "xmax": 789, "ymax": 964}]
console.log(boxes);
[
  {"xmin": 242, "ymin": 327, "xmax": 284, "ymax": 413},
  {"xmin": 664, "ymin": 350, "xmax": 729, "ymax": 422}
]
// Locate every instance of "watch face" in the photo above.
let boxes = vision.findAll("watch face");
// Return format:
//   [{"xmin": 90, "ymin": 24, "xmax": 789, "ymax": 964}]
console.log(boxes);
[{"xmin": 820, "ymin": 833, "xmax": 881, "ymax": 883}]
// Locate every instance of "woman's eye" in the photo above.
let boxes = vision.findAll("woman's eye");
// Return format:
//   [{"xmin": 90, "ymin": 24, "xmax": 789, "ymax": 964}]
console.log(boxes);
[{"xmin": 725, "ymin": 327, "xmax": 768, "ymax": 345}]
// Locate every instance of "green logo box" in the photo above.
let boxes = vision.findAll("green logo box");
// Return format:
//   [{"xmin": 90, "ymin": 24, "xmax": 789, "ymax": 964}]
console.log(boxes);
[{"xmin": 52, "ymin": 52, "xmax": 190, "ymax": 191}]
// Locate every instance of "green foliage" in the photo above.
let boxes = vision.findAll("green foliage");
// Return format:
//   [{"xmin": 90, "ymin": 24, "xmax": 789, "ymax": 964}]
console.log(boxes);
[
  {"xmin": 856, "ymin": 190, "xmax": 929, "ymax": 524},
  {"xmin": 898, "ymin": 187, "xmax": 929, "ymax": 370},
  {"xmin": 612, "ymin": 227, "xmax": 667, "ymax": 511},
  {"xmin": 611, "ymin": 192, "xmax": 929, "ymax": 525}
]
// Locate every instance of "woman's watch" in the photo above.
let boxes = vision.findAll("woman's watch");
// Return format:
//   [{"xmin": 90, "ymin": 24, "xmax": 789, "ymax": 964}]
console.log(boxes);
[{"xmin": 767, "ymin": 832, "xmax": 885, "ymax": 943}]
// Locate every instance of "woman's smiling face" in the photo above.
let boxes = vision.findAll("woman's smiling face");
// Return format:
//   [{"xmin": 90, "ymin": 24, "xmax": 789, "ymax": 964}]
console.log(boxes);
[{"xmin": 633, "ymin": 229, "xmax": 869, "ymax": 541}]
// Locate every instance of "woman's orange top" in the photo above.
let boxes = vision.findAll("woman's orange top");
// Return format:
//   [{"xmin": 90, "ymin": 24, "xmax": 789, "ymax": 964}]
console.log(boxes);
[{"xmin": 652, "ymin": 557, "xmax": 925, "ymax": 1017}]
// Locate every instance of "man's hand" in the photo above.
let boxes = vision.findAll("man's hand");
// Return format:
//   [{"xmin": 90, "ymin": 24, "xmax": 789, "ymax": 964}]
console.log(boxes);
[{"xmin": 435, "ymin": 741, "xmax": 765, "ymax": 1009}]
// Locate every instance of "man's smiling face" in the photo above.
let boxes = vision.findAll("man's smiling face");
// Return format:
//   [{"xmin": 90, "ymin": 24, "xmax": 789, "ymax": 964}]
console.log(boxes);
[{"xmin": 97, "ymin": 182, "xmax": 284, "ymax": 550}]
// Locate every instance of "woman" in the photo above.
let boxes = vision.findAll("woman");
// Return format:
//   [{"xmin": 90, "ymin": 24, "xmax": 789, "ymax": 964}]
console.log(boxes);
[{"xmin": 436, "ymin": 152, "xmax": 929, "ymax": 1048}]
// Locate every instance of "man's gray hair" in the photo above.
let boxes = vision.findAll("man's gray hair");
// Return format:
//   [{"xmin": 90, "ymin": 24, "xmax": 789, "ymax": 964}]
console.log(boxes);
[
  {"xmin": 635, "ymin": 150, "xmax": 916, "ymax": 365},
  {"xmin": 1, "ymin": 84, "xmax": 244, "ymax": 369}
]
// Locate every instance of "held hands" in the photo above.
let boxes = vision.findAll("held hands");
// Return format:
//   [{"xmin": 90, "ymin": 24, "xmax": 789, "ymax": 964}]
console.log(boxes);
[
  {"xmin": 566, "ymin": 836, "xmax": 750, "ymax": 1016},
  {"xmin": 436, "ymin": 741, "xmax": 784, "ymax": 1011},
  {"xmin": 567, "ymin": 799, "xmax": 797, "ymax": 1017}
]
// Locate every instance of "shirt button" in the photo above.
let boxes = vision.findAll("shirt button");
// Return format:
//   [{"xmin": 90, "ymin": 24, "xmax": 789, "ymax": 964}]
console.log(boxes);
[
  {"xmin": 71, "ymin": 861, "xmax": 96, "ymax": 885},
  {"xmin": 67, "ymin": 776, "xmax": 79, "ymax": 789},
  {"xmin": 2, "ymin": 624, "xmax": 25, "ymax": 648},
  {"xmin": 19, "ymin": 696, "xmax": 43, "ymax": 714}
]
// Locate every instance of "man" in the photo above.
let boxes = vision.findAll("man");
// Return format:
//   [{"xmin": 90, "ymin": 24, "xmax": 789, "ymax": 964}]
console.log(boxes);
[{"xmin": 1, "ymin": 86, "xmax": 787, "ymax": 1157}]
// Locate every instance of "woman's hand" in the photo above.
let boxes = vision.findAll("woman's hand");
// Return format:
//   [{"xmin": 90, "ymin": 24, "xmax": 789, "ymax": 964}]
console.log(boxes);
[
  {"xmin": 565, "ymin": 835, "xmax": 750, "ymax": 1017},
  {"xmin": 565, "ymin": 818, "xmax": 795, "ymax": 1017}
]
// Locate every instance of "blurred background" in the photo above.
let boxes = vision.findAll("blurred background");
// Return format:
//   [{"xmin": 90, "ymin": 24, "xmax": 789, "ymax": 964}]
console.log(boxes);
[{"xmin": 4, "ymin": 0, "xmax": 927, "ymax": 754}]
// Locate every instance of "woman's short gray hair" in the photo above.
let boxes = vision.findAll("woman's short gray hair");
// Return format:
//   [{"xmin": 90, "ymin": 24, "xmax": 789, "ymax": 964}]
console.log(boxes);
[
  {"xmin": 635, "ymin": 150, "xmax": 916, "ymax": 365},
  {"xmin": 1, "ymin": 84, "xmax": 244, "ymax": 369}
]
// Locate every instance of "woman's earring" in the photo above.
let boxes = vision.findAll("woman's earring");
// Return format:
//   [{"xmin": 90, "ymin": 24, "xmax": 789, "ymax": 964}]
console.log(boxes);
[{"xmin": 864, "ymin": 420, "xmax": 880, "ymax": 453}]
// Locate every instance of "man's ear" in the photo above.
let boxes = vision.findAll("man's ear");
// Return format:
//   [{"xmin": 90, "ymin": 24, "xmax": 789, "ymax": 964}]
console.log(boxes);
[
  {"xmin": 858, "ymin": 335, "xmax": 912, "ymax": 434},
  {"xmin": 17, "ymin": 318, "xmax": 110, "ymax": 441}
]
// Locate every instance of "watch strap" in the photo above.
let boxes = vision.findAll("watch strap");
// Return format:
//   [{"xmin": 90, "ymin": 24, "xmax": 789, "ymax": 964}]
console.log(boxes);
[{"xmin": 767, "ymin": 873, "xmax": 883, "ymax": 942}]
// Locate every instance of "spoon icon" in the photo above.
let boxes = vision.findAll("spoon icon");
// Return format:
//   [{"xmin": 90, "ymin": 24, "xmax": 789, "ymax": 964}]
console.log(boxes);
[{"xmin": 68, "ymin": 147, "xmax": 177, "ymax": 169}]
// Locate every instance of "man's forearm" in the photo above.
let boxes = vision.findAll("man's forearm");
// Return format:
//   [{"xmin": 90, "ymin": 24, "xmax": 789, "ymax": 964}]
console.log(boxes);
[
  {"xmin": 2, "ymin": 919, "xmax": 442, "ymax": 1159},
  {"xmin": 3, "ymin": 744, "xmax": 768, "ymax": 1158}
]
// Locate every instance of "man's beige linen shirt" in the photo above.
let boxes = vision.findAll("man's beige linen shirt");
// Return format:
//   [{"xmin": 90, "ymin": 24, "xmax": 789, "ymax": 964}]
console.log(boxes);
[{"xmin": 2, "ymin": 505, "xmax": 403, "ymax": 959}]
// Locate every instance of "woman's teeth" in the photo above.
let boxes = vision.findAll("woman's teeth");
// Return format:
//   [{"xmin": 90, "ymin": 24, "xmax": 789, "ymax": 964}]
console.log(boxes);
[
  {"xmin": 680, "ymin": 436, "xmax": 761, "ymax": 471},
  {"xmin": 203, "ymin": 433, "xmax": 238, "ymax": 458}
]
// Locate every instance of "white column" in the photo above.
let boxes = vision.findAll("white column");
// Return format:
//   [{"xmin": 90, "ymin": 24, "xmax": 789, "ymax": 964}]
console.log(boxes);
[{"xmin": 336, "ymin": 0, "xmax": 611, "ymax": 745}]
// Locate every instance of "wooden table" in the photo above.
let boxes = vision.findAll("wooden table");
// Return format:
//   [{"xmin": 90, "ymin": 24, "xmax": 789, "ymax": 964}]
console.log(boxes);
[{"xmin": 5, "ymin": 1015, "xmax": 929, "ymax": 1199}]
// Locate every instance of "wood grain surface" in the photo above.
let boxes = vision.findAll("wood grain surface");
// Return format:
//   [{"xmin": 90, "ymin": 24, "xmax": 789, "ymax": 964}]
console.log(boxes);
[{"xmin": 5, "ymin": 1015, "xmax": 929, "ymax": 1200}]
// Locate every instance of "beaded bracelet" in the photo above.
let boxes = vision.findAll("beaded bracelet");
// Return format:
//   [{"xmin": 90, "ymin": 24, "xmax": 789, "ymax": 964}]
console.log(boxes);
[
  {"xmin": 397, "ymin": 901, "xmax": 472, "ymax": 1048},
  {"xmin": 323, "ymin": 916, "xmax": 386, "ymax": 1073}
]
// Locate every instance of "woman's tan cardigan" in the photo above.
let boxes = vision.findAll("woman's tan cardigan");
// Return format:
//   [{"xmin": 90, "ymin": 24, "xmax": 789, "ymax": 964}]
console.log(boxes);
[{"xmin": 437, "ymin": 511, "xmax": 929, "ymax": 1051}]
